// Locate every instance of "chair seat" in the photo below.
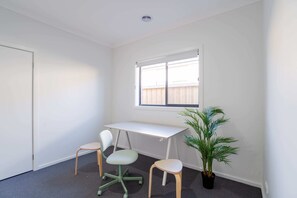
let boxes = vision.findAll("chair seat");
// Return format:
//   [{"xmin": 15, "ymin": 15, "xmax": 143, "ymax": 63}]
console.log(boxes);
[
  {"xmin": 155, "ymin": 159, "xmax": 182, "ymax": 174},
  {"xmin": 80, "ymin": 142, "xmax": 101, "ymax": 150},
  {"xmin": 107, "ymin": 150, "xmax": 138, "ymax": 165}
]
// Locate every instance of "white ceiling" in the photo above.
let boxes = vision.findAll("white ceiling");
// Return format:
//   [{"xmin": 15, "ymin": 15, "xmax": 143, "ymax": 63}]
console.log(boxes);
[{"xmin": 0, "ymin": 0, "xmax": 260, "ymax": 48}]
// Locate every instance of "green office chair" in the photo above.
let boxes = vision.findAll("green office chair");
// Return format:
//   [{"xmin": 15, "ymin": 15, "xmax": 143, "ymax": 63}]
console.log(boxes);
[{"xmin": 97, "ymin": 130, "xmax": 143, "ymax": 198}]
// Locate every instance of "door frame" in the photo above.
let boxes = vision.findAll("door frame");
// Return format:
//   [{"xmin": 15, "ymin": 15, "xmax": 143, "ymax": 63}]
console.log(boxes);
[{"xmin": 0, "ymin": 43, "xmax": 37, "ymax": 171}]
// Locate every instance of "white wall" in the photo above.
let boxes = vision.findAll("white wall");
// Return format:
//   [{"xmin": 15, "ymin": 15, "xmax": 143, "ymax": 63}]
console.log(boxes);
[
  {"xmin": 0, "ymin": 7, "xmax": 112, "ymax": 169},
  {"xmin": 264, "ymin": 0, "xmax": 297, "ymax": 197},
  {"xmin": 112, "ymin": 2, "xmax": 264, "ymax": 186}
]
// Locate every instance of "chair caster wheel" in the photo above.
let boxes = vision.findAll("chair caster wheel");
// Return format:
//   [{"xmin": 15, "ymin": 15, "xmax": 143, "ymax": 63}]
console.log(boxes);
[
  {"xmin": 138, "ymin": 179, "xmax": 143, "ymax": 185},
  {"xmin": 97, "ymin": 190, "xmax": 102, "ymax": 196},
  {"xmin": 123, "ymin": 193, "xmax": 128, "ymax": 198}
]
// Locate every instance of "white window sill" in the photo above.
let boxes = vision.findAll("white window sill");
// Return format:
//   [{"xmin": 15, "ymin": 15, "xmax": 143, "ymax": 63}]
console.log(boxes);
[{"xmin": 134, "ymin": 105, "xmax": 198, "ymax": 112}]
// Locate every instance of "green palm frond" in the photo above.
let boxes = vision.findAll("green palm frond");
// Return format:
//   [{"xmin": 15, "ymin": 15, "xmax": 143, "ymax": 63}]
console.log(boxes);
[
  {"xmin": 209, "ymin": 117, "xmax": 229, "ymax": 135},
  {"xmin": 212, "ymin": 136, "xmax": 237, "ymax": 145},
  {"xmin": 185, "ymin": 136, "xmax": 208, "ymax": 157},
  {"xmin": 212, "ymin": 145, "xmax": 238, "ymax": 164},
  {"xmin": 184, "ymin": 135, "xmax": 199, "ymax": 150},
  {"xmin": 203, "ymin": 106, "xmax": 224, "ymax": 121}
]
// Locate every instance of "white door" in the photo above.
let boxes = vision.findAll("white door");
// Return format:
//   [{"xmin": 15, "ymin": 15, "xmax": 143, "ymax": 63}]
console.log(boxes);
[{"xmin": 0, "ymin": 45, "xmax": 33, "ymax": 180}]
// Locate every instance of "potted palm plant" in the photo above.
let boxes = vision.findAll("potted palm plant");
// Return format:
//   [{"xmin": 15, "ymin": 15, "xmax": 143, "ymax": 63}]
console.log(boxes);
[{"xmin": 180, "ymin": 106, "xmax": 238, "ymax": 189}]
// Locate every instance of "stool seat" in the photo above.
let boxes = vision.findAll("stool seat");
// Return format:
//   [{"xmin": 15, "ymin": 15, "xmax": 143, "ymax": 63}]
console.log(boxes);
[
  {"xmin": 80, "ymin": 142, "xmax": 101, "ymax": 150},
  {"xmin": 107, "ymin": 150, "xmax": 138, "ymax": 165},
  {"xmin": 149, "ymin": 159, "xmax": 183, "ymax": 198},
  {"xmin": 155, "ymin": 159, "xmax": 182, "ymax": 174}
]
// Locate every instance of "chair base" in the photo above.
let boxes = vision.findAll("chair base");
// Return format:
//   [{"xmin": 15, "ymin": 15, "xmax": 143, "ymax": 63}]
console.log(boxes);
[{"xmin": 98, "ymin": 165, "xmax": 142, "ymax": 198}]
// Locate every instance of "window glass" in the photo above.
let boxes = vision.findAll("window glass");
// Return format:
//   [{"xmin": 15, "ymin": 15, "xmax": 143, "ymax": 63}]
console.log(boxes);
[
  {"xmin": 167, "ymin": 57, "xmax": 199, "ymax": 105},
  {"xmin": 140, "ymin": 63, "xmax": 166, "ymax": 105}
]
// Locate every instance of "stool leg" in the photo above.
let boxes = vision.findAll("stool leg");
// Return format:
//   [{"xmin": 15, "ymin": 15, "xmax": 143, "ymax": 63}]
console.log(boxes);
[
  {"xmin": 148, "ymin": 164, "xmax": 155, "ymax": 198},
  {"xmin": 174, "ymin": 172, "xmax": 182, "ymax": 198},
  {"xmin": 97, "ymin": 149, "xmax": 103, "ymax": 177},
  {"xmin": 75, "ymin": 149, "xmax": 81, "ymax": 176}
]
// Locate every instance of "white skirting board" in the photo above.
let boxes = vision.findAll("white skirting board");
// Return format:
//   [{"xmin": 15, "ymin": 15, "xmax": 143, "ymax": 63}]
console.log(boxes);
[{"xmin": 36, "ymin": 150, "xmax": 95, "ymax": 170}]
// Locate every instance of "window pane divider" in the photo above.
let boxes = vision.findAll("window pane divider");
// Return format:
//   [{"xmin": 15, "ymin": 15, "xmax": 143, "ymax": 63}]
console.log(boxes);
[
  {"xmin": 139, "ymin": 66, "xmax": 142, "ymax": 105},
  {"xmin": 165, "ymin": 62, "xmax": 168, "ymax": 106}
]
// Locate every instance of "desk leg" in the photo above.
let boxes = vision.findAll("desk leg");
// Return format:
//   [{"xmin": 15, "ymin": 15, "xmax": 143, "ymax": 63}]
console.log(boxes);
[
  {"xmin": 162, "ymin": 138, "xmax": 172, "ymax": 186},
  {"xmin": 125, "ymin": 131, "xmax": 132, "ymax": 149},
  {"xmin": 113, "ymin": 130, "xmax": 121, "ymax": 152},
  {"xmin": 174, "ymin": 136, "xmax": 180, "ymax": 160}
]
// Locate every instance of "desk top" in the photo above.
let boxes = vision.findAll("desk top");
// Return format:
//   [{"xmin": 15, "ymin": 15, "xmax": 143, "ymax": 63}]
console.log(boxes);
[{"xmin": 105, "ymin": 121, "xmax": 187, "ymax": 139}]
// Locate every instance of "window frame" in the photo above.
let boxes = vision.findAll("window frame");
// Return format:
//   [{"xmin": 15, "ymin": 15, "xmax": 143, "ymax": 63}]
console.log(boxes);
[{"xmin": 136, "ymin": 49, "xmax": 201, "ymax": 108}]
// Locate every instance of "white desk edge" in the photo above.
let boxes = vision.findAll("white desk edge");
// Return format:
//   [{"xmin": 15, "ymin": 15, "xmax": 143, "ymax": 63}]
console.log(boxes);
[{"xmin": 104, "ymin": 121, "xmax": 188, "ymax": 138}]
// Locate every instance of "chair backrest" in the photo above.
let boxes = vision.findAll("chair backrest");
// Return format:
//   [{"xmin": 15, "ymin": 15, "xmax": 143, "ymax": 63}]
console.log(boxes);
[{"xmin": 98, "ymin": 130, "xmax": 113, "ymax": 152}]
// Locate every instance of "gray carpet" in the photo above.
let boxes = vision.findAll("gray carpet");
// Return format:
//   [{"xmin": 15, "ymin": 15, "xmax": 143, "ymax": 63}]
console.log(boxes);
[{"xmin": 0, "ymin": 147, "xmax": 262, "ymax": 198}]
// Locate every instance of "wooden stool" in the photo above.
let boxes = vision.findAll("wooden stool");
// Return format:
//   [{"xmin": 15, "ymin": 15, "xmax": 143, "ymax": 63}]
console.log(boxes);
[
  {"xmin": 74, "ymin": 142, "xmax": 103, "ymax": 177},
  {"xmin": 148, "ymin": 159, "xmax": 183, "ymax": 198}
]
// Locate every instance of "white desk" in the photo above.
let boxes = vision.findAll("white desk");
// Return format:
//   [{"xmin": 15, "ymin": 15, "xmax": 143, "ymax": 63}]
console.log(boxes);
[{"xmin": 105, "ymin": 121, "xmax": 187, "ymax": 186}]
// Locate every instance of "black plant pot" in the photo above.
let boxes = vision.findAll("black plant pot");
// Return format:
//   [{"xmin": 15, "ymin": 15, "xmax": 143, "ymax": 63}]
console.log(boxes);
[{"xmin": 201, "ymin": 172, "xmax": 215, "ymax": 189}]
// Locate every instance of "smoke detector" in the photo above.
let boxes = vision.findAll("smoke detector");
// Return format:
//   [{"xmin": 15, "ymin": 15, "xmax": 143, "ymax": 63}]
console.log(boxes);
[{"xmin": 142, "ymin": 15, "xmax": 152, "ymax": 22}]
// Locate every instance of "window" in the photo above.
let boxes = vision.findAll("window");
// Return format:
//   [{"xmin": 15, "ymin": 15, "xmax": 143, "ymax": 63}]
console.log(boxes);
[{"xmin": 136, "ymin": 50, "xmax": 199, "ymax": 107}]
